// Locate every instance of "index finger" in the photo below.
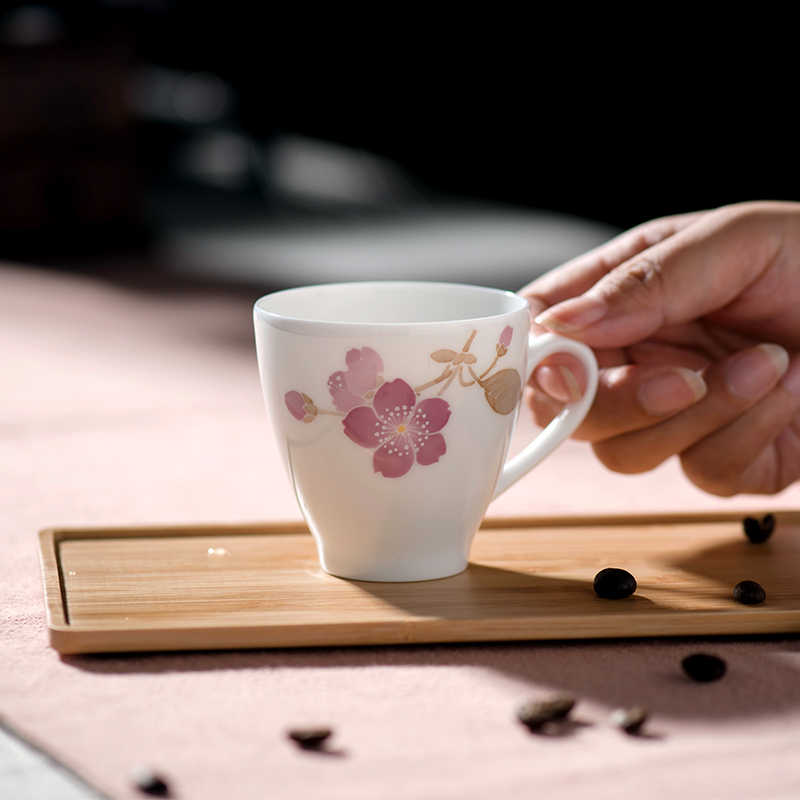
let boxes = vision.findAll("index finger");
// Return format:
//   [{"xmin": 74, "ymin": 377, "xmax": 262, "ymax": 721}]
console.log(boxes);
[
  {"xmin": 520, "ymin": 210, "xmax": 704, "ymax": 318},
  {"xmin": 533, "ymin": 202, "xmax": 799, "ymax": 349},
  {"xmin": 522, "ymin": 211, "xmax": 702, "ymax": 397}
]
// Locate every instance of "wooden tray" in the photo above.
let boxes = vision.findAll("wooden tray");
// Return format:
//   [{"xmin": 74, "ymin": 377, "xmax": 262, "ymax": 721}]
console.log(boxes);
[{"xmin": 38, "ymin": 512, "xmax": 800, "ymax": 654}]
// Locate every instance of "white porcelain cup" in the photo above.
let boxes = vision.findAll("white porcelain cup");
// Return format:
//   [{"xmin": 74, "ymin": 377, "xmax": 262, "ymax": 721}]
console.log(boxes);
[{"xmin": 254, "ymin": 282, "xmax": 598, "ymax": 582}]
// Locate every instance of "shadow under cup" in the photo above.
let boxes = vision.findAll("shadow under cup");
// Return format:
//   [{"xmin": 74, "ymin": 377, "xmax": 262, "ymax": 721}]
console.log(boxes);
[{"xmin": 254, "ymin": 282, "xmax": 561, "ymax": 582}]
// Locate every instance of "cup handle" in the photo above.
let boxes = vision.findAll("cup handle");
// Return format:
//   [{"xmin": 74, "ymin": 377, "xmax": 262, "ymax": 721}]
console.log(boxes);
[{"xmin": 492, "ymin": 332, "xmax": 599, "ymax": 498}]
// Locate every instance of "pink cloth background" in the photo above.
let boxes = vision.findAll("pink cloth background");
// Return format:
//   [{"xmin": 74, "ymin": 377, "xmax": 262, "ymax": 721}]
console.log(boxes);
[{"xmin": 3, "ymin": 261, "xmax": 800, "ymax": 799}]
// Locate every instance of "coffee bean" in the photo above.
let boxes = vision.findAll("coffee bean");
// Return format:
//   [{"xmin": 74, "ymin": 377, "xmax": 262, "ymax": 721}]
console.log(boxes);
[
  {"xmin": 743, "ymin": 514, "xmax": 775, "ymax": 543},
  {"xmin": 287, "ymin": 727, "xmax": 332, "ymax": 750},
  {"xmin": 681, "ymin": 653, "xmax": 726, "ymax": 682},
  {"xmin": 734, "ymin": 580, "xmax": 766, "ymax": 605},
  {"xmin": 609, "ymin": 705, "xmax": 648, "ymax": 734},
  {"xmin": 517, "ymin": 695, "xmax": 576, "ymax": 729},
  {"xmin": 130, "ymin": 766, "xmax": 169, "ymax": 797},
  {"xmin": 593, "ymin": 568, "xmax": 637, "ymax": 599}
]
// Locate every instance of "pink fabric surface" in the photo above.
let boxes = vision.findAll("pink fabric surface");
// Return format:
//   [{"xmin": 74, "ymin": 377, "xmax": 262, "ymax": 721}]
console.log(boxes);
[{"xmin": 3, "ymin": 261, "xmax": 800, "ymax": 799}]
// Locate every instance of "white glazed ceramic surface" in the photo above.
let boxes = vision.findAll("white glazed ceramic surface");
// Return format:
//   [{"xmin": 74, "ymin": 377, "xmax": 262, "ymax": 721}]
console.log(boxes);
[{"xmin": 254, "ymin": 282, "xmax": 597, "ymax": 582}]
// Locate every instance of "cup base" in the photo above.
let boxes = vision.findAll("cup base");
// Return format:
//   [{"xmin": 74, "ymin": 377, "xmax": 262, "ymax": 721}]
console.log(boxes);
[{"xmin": 320, "ymin": 558, "xmax": 469, "ymax": 583}]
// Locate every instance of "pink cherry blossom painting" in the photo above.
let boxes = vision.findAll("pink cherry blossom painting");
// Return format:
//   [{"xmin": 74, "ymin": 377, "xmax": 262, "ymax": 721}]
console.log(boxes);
[
  {"xmin": 342, "ymin": 379, "xmax": 450, "ymax": 478},
  {"xmin": 284, "ymin": 328, "xmax": 520, "ymax": 478}
]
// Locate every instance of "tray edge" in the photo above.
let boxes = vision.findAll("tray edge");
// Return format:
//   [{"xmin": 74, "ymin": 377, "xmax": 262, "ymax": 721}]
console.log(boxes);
[{"xmin": 38, "ymin": 510, "xmax": 800, "ymax": 655}]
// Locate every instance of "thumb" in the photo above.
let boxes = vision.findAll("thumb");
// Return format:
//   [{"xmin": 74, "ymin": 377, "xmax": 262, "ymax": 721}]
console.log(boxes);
[{"xmin": 533, "ymin": 203, "xmax": 783, "ymax": 349}]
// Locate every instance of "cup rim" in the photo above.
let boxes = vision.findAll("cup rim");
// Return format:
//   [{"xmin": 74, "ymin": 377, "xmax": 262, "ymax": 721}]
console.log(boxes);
[{"xmin": 254, "ymin": 281, "xmax": 529, "ymax": 335}]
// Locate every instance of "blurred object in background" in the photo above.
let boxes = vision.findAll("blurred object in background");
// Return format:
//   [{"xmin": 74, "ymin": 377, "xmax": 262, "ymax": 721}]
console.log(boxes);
[
  {"xmin": 1, "ymin": 2, "xmax": 794, "ymax": 288},
  {"xmin": 262, "ymin": 134, "xmax": 420, "ymax": 211},
  {"xmin": 162, "ymin": 201, "xmax": 618, "ymax": 292},
  {"xmin": 125, "ymin": 58, "xmax": 621, "ymax": 290},
  {"xmin": 162, "ymin": 133, "xmax": 619, "ymax": 291},
  {"xmin": 129, "ymin": 64, "xmax": 233, "ymax": 128},
  {"xmin": 0, "ymin": 3, "xmax": 141, "ymax": 257}
]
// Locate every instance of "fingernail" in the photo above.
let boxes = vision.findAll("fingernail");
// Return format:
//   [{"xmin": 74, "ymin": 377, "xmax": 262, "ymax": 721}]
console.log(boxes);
[
  {"xmin": 638, "ymin": 368, "xmax": 707, "ymax": 416},
  {"xmin": 534, "ymin": 296, "xmax": 608, "ymax": 333},
  {"xmin": 780, "ymin": 356, "xmax": 800, "ymax": 395},
  {"xmin": 558, "ymin": 366, "xmax": 582, "ymax": 402},
  {"xmin": 534, "ymin": 365, "xmax": 582, "ymax": 403},
  {"xmin": 725, "ymin": 344, "xmax": 789, "ymax": 399}
]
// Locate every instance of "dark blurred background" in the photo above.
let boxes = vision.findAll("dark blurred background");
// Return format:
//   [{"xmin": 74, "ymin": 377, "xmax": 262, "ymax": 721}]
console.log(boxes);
[{"xmin": 0, "ymin": 1, "xmax": 796, "ymax": 288}]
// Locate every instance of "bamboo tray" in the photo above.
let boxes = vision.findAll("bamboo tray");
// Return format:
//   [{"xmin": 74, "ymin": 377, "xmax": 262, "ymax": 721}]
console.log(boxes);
[{"xmin": 39, "ymin": 512, "xmax": 800, "ymax": 654}]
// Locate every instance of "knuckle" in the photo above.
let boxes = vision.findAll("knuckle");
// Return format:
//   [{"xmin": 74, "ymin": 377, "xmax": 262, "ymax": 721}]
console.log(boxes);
[{"xmin": 607, "ymin": 257, "xmax": 667, "ymax": 311}]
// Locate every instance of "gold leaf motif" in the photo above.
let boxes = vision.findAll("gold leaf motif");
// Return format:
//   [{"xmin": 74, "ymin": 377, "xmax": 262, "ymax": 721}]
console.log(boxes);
[
  {"xmin": 430, "ymin": 349, "xmax": 457, "ymax": 363},
  {"xmin": 483, "ymin": 369, "xmax": 522, "ymax": 415}
]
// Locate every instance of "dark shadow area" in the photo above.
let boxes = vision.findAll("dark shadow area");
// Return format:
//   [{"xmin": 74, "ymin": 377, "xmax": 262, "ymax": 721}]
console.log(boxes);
[
  {"xmin": 62, "ymin": 633, "xmax": 800, "ymax": 722},
  {"xmin": 670, "ymin": 524, "xmax": 800, "ymax": 603},
  {"xmin": 292, "ymin": 745, "xmax": 348, "ymax": 759},
  {"xmin": 520, "ymin": 717, "xmax": 594, "ymax": 739},
  {"xmin": 343, "ymin": 562, "xmax": 657, "ymax": 619}
]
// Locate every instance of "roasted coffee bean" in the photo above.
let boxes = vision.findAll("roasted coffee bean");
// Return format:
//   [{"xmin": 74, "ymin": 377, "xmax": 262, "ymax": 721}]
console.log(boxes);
[
  {"xmin": 593, "ymin": 568, "xmax": 637, "ymax": 599},
  {"xmin": 681, "ymin": 653, "xmax": 726, "ymax": 682},
  {"xmin": 287, "ymin": 727, "xmax": 332, "ymax": 750},
  {"xmin": 609, "ymin": 705, "xmax": 648, "ymax": 734},
  {"xmin": 130, "ymin": 766, "xmax": 169, "ymax": 797},
  {"xmin": 517, "ymin": 695, "xmax": 576, "ymax": 729},
  {"xmin": 734, "ymin": 580, "xmax": 767, "ymax": 605},
  {"xmin": 743, "ymin": 514, "xmax": 776, "ymax": 543}
]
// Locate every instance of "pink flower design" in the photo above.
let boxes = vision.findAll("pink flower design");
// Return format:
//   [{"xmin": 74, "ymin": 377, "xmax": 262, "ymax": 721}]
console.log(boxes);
[
  {"xmin": 328, "ymin": 347, "xmax": 384, "ymax": 412},
  {"xmin": 342, "ymin": 379, "xmax": 450, "ymax": 478},
  {"xmin": 285, "ymin": 390, "xmax": 318, "ymax": 422},
  {"xmin": 496, "ymin": 325, "xmax": 513, "ymax": 357}
]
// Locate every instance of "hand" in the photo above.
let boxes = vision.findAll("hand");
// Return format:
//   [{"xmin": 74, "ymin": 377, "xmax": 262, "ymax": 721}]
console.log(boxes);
[{"xmin": 520, "ymin": 201, "xmax": 800, "ymax": 496}]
